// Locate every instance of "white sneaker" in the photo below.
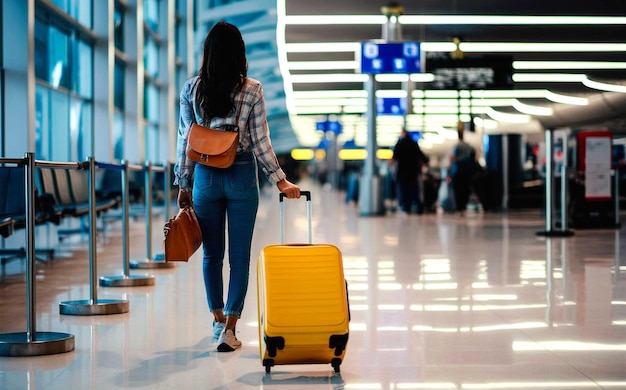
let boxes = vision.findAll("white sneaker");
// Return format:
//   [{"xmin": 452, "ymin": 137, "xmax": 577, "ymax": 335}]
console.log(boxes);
[{"xmin": 217, "ymin": 329, "xmax": 242, "ymax": 352}]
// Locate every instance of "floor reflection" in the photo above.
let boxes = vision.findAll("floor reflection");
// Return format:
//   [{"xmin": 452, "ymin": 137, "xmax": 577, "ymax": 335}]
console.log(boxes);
[{"xmin": 1, "ymin": 180, "xmax": 625, "ymax": 389}]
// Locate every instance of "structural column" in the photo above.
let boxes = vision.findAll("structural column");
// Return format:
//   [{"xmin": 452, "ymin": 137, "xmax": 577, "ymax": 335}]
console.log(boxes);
[
  {"xmin": 92, "ymin": 0, "xmax": 115, "ymax": 162},
  {"xmin": 1, "ymin": 0, "xmax": 35, "ymax": 155}
]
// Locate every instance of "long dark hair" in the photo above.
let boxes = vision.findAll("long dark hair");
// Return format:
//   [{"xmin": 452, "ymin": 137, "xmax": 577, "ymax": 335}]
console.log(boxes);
[{"xmin": 197, "ymin": 21, "xmax": 247, "ymax": 120}]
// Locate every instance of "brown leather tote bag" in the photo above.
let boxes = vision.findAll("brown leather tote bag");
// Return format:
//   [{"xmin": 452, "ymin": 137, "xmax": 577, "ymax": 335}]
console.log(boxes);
[{"xmin": 163, "ymin": 206, "xmax": 202, "ymax": 262}]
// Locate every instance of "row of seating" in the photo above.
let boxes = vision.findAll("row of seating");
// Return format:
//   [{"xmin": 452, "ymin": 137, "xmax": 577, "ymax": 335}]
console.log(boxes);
[
  {"xmin": 0, "ymin": 164, "xmax": 122, "ymax": 266},
  {"xmin": 38, "ymin": 166, "xmax": 121, "ymax": 237}
]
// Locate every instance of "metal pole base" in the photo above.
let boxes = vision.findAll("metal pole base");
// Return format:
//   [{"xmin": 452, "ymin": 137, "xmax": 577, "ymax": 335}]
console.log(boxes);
[
  {"xmin": 130, "ymin": 257, "xmax": 175, "ymax": 269},
  {"xmin": 59, "ymin": 299, "xmax": 130, "ymax": 315},
  {"xmin": 536, "ymin": 230, "xmax": 575, "ymax": 237},
  {"xmin": 0, "ymin": 332, "xmax": 74, "ymax": 357},
  {"xmin": 99, "ymin": 275, "xmax": 155, "ymax": 287},
  {"xmin": 359, "ymin": 175, "xmax": 385, "ymax": 217}
]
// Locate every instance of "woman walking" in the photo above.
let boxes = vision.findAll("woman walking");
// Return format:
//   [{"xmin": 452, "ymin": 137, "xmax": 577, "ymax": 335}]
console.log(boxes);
[{"xmin": 174, "ymin": 21, "xmax": 300, "ymax": 352}]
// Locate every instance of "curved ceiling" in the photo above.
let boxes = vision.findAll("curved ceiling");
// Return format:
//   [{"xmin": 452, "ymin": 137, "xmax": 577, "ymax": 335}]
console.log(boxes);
[{"xmin": 280, "ymin": 1, "xmax": 626, "ymax": 157}]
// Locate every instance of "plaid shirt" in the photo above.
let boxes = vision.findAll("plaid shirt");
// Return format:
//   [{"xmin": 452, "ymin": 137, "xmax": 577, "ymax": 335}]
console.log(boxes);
[{"xmin": 174, "ymin": 76, "xmax": 287, "ymax": 189}]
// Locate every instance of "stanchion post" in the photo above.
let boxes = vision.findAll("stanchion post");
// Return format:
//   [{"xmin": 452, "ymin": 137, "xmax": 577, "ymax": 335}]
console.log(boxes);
[
  {"xmin": 614, "ymin": 230, "xmax": 621, "ymax": 285},
  {"xmin": 145, "ymin": 161, "xmax": 152, "ymax": 259},
  {"xmin": 59, "ymin": 157, "xmax": 129, "ymax": 315},
  {"xmin": 152, "ymin": 162, "xmax": 171, "ymax": 262},
  {"xmin": 130, "ymin": 162, "xmax": 173, "ymax": 268},
  {"xmin": 99, "ymin": 160, "xmax": 155, "ymax": 287},
  {"xmin": 537, "ymin": 129, "xmax": 574, "ymax": 237},
  {"xmin": 164, "ymin": 162, "xmax": 171, "ymax": 229},
  {"xmin": 615, "ymin": 169, "xmax": 621, "ymax": 228},
  {"xmin": 0, "ymin": 153, "xmax": 74, "ymax": 356},
  {"xmin": 559, "ymin": 140, "xmax": 573, "ymax": 235}
]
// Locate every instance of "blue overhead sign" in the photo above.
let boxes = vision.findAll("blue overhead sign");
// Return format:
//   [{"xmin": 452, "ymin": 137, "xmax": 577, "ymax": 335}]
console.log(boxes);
[
  {"xmin": 316, "ymin": 120, "xmax": 343, "ymax": 134},
  {"xmin": 376, "ymin": 97, "xmax": 406, "ymax": 115},
  {"xmin": 360, "ymin": 41, "xmax": 422, "ymax": 74}
]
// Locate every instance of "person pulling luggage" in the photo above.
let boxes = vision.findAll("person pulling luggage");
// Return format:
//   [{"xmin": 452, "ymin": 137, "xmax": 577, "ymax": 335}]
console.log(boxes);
[{"xmin": 174, "ymin": 21, "xmax": 300, "ymax": 352}]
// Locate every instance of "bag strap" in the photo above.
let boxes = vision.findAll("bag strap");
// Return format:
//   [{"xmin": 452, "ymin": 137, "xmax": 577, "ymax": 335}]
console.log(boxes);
[{"xmin": 233, "ymin": 90, "xmax": 245, "ymax": 132}]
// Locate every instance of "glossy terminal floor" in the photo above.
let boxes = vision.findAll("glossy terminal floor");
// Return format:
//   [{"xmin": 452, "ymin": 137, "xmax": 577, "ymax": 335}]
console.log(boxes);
[{"xmin": 1, "ymin": 179, "xmax": 626, "ymax": 390}]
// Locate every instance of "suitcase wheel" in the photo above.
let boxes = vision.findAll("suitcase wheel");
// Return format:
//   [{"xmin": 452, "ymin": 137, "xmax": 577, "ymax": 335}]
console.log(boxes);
[
  {"xmin": 331, "ymin": 358, "xmax": 341, "ymax": 373},
  {"xmin": 263, "ymin": 358, "xmax": 274, "ymax": 373}
]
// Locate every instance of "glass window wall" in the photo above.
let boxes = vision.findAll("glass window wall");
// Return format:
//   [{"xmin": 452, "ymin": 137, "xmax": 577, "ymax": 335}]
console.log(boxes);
[
  {"xmin": 144, "ymin": 0, "xmax": 159, "ymax": 32},
  {"xmin": 144, "ymin": 38, "xmax": 159, "ymax": 79},
  {"xmin": 113, "ymin": 112, "xmax": 124, "ymax": 161},
  {"xmin": 34, "ymin": 10, "xmax": 93, "ymax": 161},
  {"xmin": 144, "ymin": 83, "xmax": 160, "ymax": 124},
  {"xmin": 114, "ymin": 60, "xmax": 126, "ymax": 110},
  {"xmin": 23, "ymin": 0, "xmax": 188, "ymax": 164},
  {"xmin": 50, "ymin": 0, "xmax": 93, "ymax": 29},
  {"xmin": 144, "ymin": 124, "xmax": 159, "ymax": 163},
  {"xmin": 114, "ymin": 3, "xmax": 125, "ymax": 51}
]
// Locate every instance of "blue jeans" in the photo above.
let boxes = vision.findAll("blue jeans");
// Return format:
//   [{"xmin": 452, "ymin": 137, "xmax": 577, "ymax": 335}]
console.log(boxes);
[{"xmin": 192, "ymin": 153, "xmax": 259, "ymax": 318}]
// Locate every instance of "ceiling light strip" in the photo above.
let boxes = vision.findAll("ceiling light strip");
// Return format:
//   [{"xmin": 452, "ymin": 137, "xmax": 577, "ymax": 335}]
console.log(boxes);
[
  {"xmin": 514, "ymin": 61, "xmax": 626, "ymax": 70},
  {"xmin": 513, "ymin": 74, "xmax": 586, "ymax": 82},
  {"xmin": 512, "ymin": 99, "xmax": 553, "ymax": 116},
  {"xmin": 291, "ymin": 73, "xmax": 589, "ymax": 84},
  {"xmin": 288, "ymin": 61, "xmax": 359, "ymax": 70},
  {"xmin": 284, "ymin": 42, "xmax": 359, "ymax": 53},
  {"xmin": 284, "ymin": 15, "xmax": 387, "ymax": 25},
  {"xmin": 461, "ymin": 42, "xmax": 626, "ymax": 52},
  {"xmin": 582, "ymin": 77, "xmax": 626, "ymax": 93},
  {"xmin": 400, "ymin": 15, "xmax": 626, "ymax": 25},
  {"xmin": 292, "ymin": 89, "xmax": 589, "ymax": 104},
  {"xmin": 284, "ymin": 15, "xmax": 626, "ymax": 25},
  {"xmin": 285, "ymin": 42, "xmax": 626, "ymax": 53},
  {"xmin": 472, "ymin": 90, "xmax": 546, "ymax": 98},
  {"xmin": 485, "ymin": 107, "xmax": 531, "ymax": 123},
  {"xmin": 288, "ymin": 59, "xmax": 626, "ymax": 72},
  {"xmin": 545, "ymin": 91, "xmax": 589, "ymax": 105}
]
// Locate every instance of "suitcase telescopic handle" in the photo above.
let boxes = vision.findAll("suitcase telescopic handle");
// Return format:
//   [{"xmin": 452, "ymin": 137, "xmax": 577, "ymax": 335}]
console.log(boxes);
[
  {"xmin": 279, "ymin": 190, "xmax": 312, "ymax": 244},
  {"xmin": 279, "ymin": 190, "xmax": 310, "ymax": 202}
]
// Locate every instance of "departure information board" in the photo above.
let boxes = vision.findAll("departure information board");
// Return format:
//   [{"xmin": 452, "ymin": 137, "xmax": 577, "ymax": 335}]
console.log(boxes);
[{"xmin": 425, "ymin": 54, "xmax": 513, "ymax": 90}]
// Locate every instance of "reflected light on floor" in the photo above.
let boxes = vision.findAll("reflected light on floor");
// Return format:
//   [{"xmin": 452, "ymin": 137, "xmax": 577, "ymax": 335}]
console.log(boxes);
[
  {"xmin": 410, "ymin": 303, "xmax": 548, "ymax": 311},
  {"xmin": 513, "ymin": 341, "xmax": 626, "ymax": 351},
  {"xmin": 411, "ymin": 282, "xmax": 459, "ymax": 290},
  {"xmin": 471, "ymin": 294, "xmax": 518, "ymax": 301},
  {"xmin": 377, "ymin": 304, "xmax": 405, "ymax": 310},
  {"xmin": 378, "ymin": 283, "xmax": 402, "ymax": 290},
  {"xmin": 344, "ymin": 382, "xmax": 626, "ymax": 389},
  {"xmin": 462, "ymin": 382, "xmax": 626, "ymax": 389},
  {"xmin": 345, "ymin": 384, "xmax": 382, "ymax": 389},
  {"xmin": 411, "ymin": 322, "xmax": 547, "ymax": 332}
]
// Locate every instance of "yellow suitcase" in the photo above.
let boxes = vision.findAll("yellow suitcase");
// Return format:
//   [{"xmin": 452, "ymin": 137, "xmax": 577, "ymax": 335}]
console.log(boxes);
[{"xmin": 257, "ymin": 191, "xmax": 349, "ymax": 373}]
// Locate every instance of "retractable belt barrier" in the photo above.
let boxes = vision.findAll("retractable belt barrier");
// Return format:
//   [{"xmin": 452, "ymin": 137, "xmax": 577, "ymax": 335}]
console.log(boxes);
[
  {"xmin": 98, "ymin": 160, "xmax": 156, "ymax": 287},
  {"xmin": 59, "ymin": 158, "xmax": 130, "ymax": 315},
  {"xmin": 0, "ymin": 154, "xmax": 176, "ymax": 356},
  {"xmin": 0, "ymin": 153, "xmax": 75, "ymax": 356},
  {"xmin": 130, "ymin": 161, "xmax": 174, "ymax": 269}
]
